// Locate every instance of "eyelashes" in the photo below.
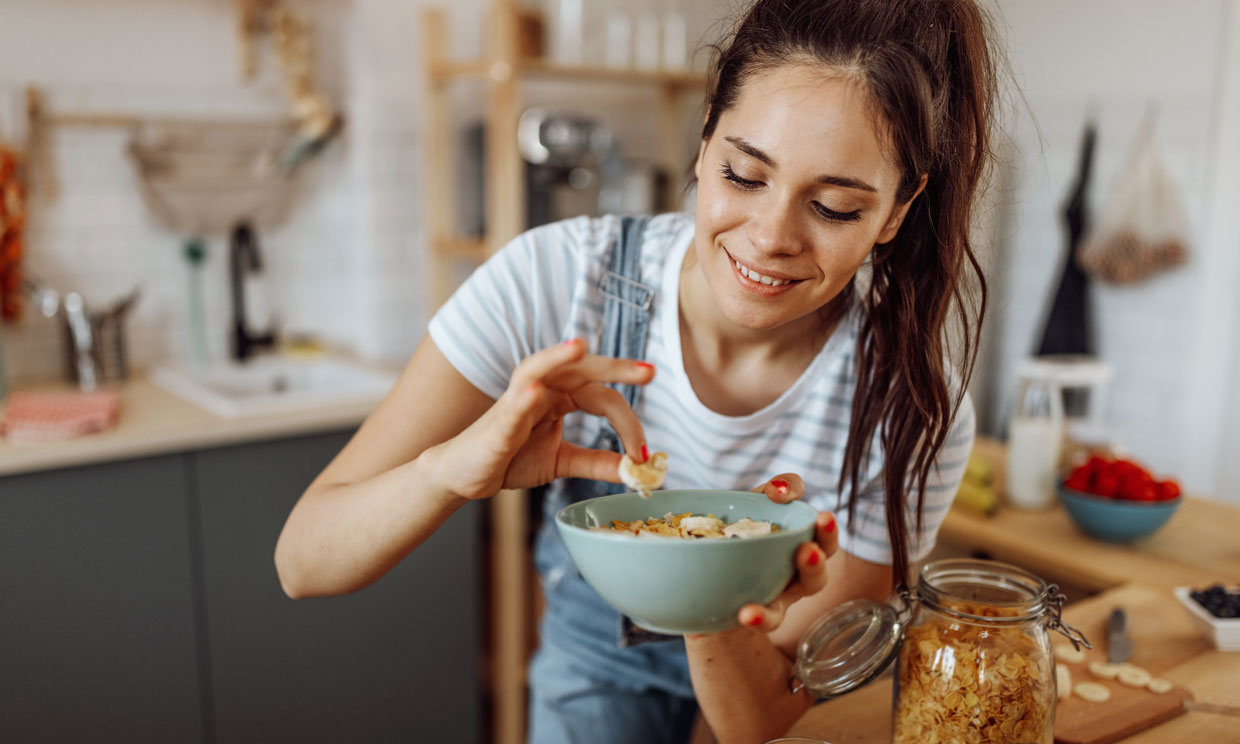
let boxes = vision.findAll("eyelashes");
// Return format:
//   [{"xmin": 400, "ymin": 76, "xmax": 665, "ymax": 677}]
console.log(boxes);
[{"xmin": 719, "ymin": 162, "xmax": 862, "ymax": 223}]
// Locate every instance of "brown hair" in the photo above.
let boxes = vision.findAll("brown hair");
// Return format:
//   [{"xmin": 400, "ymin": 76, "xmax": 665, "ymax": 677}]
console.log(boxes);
[{"xmin": 700, "ymin": 0, "xmax": 997, "ymax": 586}]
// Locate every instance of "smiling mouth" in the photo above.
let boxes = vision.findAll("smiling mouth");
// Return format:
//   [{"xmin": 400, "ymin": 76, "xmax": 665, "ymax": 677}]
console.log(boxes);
[{"xmin": 731, "ymin": 256, "xmax": 799, "ymax": 287}]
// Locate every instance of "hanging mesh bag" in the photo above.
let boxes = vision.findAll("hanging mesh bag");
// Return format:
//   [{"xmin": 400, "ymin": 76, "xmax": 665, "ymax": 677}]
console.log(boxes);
[{"xmin": 1077, "ymin": 115, "xmax": 1190, "ymax": 284}]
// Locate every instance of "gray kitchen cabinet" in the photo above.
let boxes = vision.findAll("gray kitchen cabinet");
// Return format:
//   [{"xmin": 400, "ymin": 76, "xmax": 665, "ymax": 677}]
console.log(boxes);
[
  {"xmin": 0, "ymin": 455, "xmax": 205, "ymax": 743},
  {"xmin": 192, "ymin": 431, "xmax": 483, "ymax": 744},
  {"xmin": 0, "ymin": 428, "xmax": 483, "ymax": 744}
]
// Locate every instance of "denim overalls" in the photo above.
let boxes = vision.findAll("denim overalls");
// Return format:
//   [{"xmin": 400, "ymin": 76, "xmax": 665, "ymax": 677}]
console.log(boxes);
[{"xmin": 527, "ymin": 217, "xmax": 700, "ymax": 744}]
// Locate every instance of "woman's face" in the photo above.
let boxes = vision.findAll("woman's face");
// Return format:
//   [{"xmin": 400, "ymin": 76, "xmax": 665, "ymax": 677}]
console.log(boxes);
[{"xmin": 692, "ymin": 63, "xmax": 922, "ymax": 333}]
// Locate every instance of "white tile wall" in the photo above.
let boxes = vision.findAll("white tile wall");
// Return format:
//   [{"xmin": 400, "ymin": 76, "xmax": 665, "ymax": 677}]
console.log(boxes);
[
  {"xmin": 0, "ymin": 0, "xmax": 424, "ymax": 384},
  {"xmin": 2, "ymin": 0, "xmax": 1237, "ymax": 499},
  {"xmin": 987, "ymin": 0, "xmax": 1240, "ymax": 500}
]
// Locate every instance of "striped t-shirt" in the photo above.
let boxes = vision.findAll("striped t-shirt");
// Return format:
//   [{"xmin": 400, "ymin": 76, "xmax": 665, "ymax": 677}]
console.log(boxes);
[{"xmin": 428, "ymin": 212, "xmax": 975, "ymax": 565}]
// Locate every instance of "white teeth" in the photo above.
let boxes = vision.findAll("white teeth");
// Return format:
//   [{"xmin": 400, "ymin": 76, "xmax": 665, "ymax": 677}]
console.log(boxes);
[{"xmin": 734, "ymin": 259, "xmax": 788, "ymax": 287}]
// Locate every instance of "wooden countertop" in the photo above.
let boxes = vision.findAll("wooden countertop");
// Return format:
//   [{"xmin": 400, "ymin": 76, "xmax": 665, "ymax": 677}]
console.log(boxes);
[
  {"xmin": 0, "ymin": 377, "xmax": 381, "ymax": 477},
  {"xmin": 787, "ymin": 582, "xmax": 1240, "ymax": 743},
  {"xmin": 938, "ymin": 496, "xmax": 1240, "ymax": 592}
]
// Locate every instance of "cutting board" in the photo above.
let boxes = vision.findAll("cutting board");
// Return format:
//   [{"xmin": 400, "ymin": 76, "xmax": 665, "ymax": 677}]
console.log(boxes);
[{"xmin": 1053, "ymin": 583, "xmax": 1212, "ymax": 744}]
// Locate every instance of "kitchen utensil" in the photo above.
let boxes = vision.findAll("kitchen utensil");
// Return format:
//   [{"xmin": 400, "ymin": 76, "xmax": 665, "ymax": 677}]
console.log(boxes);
[
  {"xmin": 63, "ymin": 292, "xmax": 97, "ymax": 391},
  {"xmin": 183, "ymin": 238, "xmax": 209, "ymax": 367},
  {"xmin": 1107, "ymin": 607, "xmax": 1133, "ymax": 663},
  {"xmin": 556, "ymin": 490, "xmax": 817, "ymax": 633}
]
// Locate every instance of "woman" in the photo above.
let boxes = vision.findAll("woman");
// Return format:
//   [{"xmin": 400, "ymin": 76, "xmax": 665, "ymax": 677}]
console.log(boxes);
[{"xmin": 275, "ymin": 0, "xmax": 998, "ymax": 741}]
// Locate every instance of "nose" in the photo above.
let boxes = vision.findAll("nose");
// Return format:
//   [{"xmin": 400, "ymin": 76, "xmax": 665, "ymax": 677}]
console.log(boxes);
[{"xmin": 745, "ymin": 195, "xmax": 805, "ymax": 257}]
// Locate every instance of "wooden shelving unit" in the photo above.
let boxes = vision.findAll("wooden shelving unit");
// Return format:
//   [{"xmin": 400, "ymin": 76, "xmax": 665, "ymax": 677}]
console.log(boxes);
[{"xmin": 419, "ymin": 4, "xmax": 704, "ymax": 744}]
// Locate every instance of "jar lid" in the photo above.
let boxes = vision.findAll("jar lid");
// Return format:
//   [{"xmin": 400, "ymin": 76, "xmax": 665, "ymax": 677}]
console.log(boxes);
[{"xmin": 794, "ymin": 598, "xmax": 905, "ymax": 699}]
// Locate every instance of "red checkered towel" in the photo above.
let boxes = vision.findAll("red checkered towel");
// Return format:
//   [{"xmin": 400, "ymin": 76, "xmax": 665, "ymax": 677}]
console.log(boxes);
[{"xmin": 0, "ymin": 390, "xmax": 122, "ymax": 442}]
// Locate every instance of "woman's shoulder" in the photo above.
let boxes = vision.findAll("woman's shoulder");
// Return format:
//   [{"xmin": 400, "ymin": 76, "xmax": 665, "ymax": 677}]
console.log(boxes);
[{"xmin": 518, "ymin": 212, "xmax": 692, "ymax": 259}]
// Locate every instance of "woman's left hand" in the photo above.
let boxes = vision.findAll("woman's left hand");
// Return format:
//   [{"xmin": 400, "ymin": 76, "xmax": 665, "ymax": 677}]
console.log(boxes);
[{"xmin": 738, "ymin": 474, "xmax": 839, "ymax": 632}]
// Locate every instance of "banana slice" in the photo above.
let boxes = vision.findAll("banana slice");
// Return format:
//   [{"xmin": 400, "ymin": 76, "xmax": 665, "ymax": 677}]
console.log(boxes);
[
  {"xmin": 1117, "ymin": 665, "xmax": 1152, "ymax": 687},
  {"xmin": 1074, "ymin": 681, "xmax": 1112, "ymax": 703},
  {"xmin": 1147, "ymin": 678, "xmax": 1174, "ymax": 694},
  {"xmin": 619, "ymin": 451, "xmax": 669, "ymax": 499},
  {"xmin": 1056, "ymin": 665, "xmax": 1073, "ymax": 701},
  {"xmin": 1054, "ymin": 643, "xmax": 1087, "ymax": 664},
  {"xmin": 1088, "ymin": 661, "xmax": 1121, "ymax": 679}
]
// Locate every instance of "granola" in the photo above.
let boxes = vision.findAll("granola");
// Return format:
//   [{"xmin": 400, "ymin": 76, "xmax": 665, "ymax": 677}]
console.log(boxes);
[{"xmin": 892, "ymin": 598, "xmax": 1054, "ymax": 744}]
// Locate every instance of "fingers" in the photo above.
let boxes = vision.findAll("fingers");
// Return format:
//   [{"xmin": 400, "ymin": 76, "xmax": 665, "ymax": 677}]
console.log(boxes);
[
  {"xmin": 554, "ymin": 441, "xmax": 625, "ymax": 482},
  {"xmin": 736, "ymin": 539, "xmax": 829, "ymax": 632},
  {"xmin": 544, "ymin": 353, "xmax": 657, "ymax": 391},
  {"xmin": 508, "ymin": 339, "xmax": 588, "ymax": 395},
  {"xmin": 815, "ymin": 511, "xmax": 839, "ymax": 561},
  {"xmin": 752, "ymin": 473, "xmax": 805, "ymax": 504},
  {"xmin": 568, "ymin": 383, "xmax": 647, "ymax": 462}
]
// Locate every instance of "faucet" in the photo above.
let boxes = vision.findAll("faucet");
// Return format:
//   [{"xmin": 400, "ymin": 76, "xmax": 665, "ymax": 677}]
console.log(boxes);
[{"xmin": 229, "ymin": 221, "xmax": 276, "ymax": 362}]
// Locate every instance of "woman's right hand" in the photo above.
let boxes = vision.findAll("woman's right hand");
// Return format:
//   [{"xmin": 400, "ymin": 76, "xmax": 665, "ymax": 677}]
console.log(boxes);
[{"xmin": 427, "ymin": 338, "xmax": 655, "ymax": 501}]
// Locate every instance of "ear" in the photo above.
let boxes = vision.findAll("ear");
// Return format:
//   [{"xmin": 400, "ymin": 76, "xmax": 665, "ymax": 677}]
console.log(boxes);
[
  {"xmin": 876, "ymin": 174, "xmax": 928, "ymax": 245},
  {"xmin": 693, "ymin": 138, "xmax": 709, "ymax": 183}
]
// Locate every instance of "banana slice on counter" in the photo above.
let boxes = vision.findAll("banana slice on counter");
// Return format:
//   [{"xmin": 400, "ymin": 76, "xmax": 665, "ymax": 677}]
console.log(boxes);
[
  {"xmin": 1147, "ymin": 678, "xmax": 1174, "ymax": 694},
  {"xmin": 1056, "ymin": 665, "xmax": 1073, "ymax": 701},
  {"xmin": 1117, "ymin": 665, "xmax": 1153, "ymax": 687},
  {"xmin": 1088, "ymin": 661, "xmax": 1121, "ymax": 679},
  {"xmin": 619, "ymin": 451, "xmax": 669, "ymax": 499},
  {"xmin": 1074, "ymin": 681, "xmax": 1112, "ymax": 703},
  {"xmin": 1054, "ymin": 643, "xmax": 1087, "ymax": 664}
]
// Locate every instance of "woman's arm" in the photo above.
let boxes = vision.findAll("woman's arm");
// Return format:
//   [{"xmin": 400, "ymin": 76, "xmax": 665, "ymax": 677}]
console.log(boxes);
[
  {"xmin": 274, "ymin": 336, "xmax": 654, "ymax": 598},
  {"xmin": 686, "ymin": 500, "xmax": 892, "ymax": 743}
]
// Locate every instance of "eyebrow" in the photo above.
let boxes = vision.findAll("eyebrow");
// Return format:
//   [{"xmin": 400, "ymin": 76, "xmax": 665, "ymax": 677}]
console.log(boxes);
[{"xmin": 723, "ymin": 135, "xmax": 879, "ymax": 193}]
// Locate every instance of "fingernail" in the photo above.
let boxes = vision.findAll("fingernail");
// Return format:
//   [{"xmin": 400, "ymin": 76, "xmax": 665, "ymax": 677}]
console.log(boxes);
[
  {"xmin": 824, "ymin": 515, "xmax": 836, "ymax": 533},
  {"xmin": 807, "ymin": 548, "xmax": 820, "ymax": 566},
  {"xmin": 635, "ymin": 361, "xmax": 654, "ymax": 371},
  {"xmin": 561, "ymin": 339, "xmax": 577, "ymax": 347},
  {"xmin": 772, "ymin": 479, "xmax": 789, "ymax": 494},
  {"xmin": 747, "ymin": 613, "xmax": 764, "ymax": 627},
  {"xmin": 641, "ymin": 444, "xmax": 649, "ymax": 463}
]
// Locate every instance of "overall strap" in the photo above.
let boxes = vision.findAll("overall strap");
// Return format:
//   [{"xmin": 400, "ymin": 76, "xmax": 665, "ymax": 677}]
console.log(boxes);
[
  {"xmin": 597, "ymin": 216, "xmax": 679, "ymax": 649},
  {"xmin": 597, "ymin": 215, "xmax": 655, "ymax": 410}
]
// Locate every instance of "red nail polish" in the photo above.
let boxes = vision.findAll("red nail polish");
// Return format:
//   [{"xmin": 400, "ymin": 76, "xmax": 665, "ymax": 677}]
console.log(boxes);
[
  {"xmin": 748, "ymin": 613, "xmax": 764, "ymax": 627},
  {"xmin": 635, "ymin": 361, "xmax": 654, "ymax": 371},
  {"xmin": 641, "ymin": 444, "xmax": 649, "ymax": 463},
  {"xmin": 824, "ymin": 516, "xmax": 836, "ymax": 533},
  {"xmin": 807, "ymin": 549, "xmax": 820, "ymax": 566},
  {"xmin": 772, "ymin": 479, "xmax": 789, "ymax": 494},
  {"xmin": 562, "ymin": 339, "xmax": 577, "ymax": 346}
]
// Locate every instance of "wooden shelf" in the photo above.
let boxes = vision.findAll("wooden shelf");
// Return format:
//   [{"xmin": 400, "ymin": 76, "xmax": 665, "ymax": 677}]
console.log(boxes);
[
  {"xmin": 420, "ymin": 5, "xmax": 705, "ymax": 743},
  {"xmin": 432, "ymin": 237, "xmax": 488, "ymax": 261},
  {"xmin": 430, "ymin": 57, "xmax": 707, "ymax": 89}
]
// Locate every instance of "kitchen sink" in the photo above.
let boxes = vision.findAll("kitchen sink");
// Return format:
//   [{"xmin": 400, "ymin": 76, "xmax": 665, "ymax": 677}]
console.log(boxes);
[{"xmin": 150, "ymin": 355, "xmax": 398, "ymax": 418}]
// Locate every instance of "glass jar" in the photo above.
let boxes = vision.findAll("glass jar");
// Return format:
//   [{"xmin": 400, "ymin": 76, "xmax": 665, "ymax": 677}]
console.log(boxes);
[
  {"xmin": 892, "ymin": 560, "xmax": 1057, "ymax": 744},
  {"xmin": 792, "ymin": 559, "xmax": 1089, "ymax": 744}
]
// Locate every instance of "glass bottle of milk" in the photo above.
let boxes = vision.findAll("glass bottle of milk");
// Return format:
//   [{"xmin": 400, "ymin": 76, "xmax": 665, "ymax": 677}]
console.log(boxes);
[{"xmin": 1007, "ymin": 364, "xmax": 1065, "ymax": 510}]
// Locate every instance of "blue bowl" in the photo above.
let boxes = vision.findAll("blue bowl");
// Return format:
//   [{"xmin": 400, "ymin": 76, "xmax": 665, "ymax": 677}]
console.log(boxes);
[
  {"xmin": 1057, "ymin": 485, "xmax": 1180, "ymax": 542},
  {"xmin": 556, "ymin": 490, "xmax": 818, "ymax": 634}
]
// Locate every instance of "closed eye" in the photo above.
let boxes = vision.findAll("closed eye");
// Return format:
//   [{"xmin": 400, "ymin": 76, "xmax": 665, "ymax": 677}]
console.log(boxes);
[
  {"xmin": 813, "ymin": 203, "xmax": 862, "ymax": 222},
  {"xmin": 720, "ymin": 162, "xmax": 763, "ymax": 190}
]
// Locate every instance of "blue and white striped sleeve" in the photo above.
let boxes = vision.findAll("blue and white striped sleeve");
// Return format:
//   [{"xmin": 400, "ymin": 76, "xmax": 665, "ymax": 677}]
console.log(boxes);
[
  {"xmin": 838, "ymin": 394, "xmax": 976, "ymax": 565},
  {"xmin": 427, "ymin": 223, "xmax": 580, "ymax": 399}
]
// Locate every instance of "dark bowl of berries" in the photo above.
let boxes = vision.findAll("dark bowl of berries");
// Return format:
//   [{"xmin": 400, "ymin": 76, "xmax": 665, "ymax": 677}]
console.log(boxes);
[
  {"xmin": 1174, "ymin": 584, "xmax": 1240, "ymax": 651},
  {"xmin": 1057, "ymin": 456, "xmax": 1182, "ymax": 542}
]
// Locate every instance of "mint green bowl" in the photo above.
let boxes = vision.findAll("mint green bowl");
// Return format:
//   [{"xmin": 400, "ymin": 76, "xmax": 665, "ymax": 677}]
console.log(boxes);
[{"xmin": 556, "ymin": 489, "xmax": 819, "ymax": 634}]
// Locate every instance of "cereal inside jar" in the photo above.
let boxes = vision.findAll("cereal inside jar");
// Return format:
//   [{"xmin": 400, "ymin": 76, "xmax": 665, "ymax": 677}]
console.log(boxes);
[{"xmin": 892, "ymin": 560, "xmax": 1060, "ymax": 744}]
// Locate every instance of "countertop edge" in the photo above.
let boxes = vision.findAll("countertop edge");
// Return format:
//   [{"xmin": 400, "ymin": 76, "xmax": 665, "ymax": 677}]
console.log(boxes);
[{"xmin": 0, "ymin": 378, "xmax": 375, "ymax": 477}]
